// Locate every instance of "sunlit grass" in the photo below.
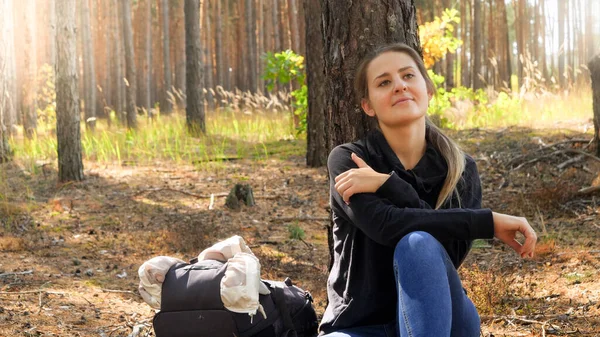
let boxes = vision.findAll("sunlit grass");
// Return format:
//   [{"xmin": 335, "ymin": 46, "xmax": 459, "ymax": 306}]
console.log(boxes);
[{"xmin": 9, "ymin": 109, "xmax": 301, "ymax": 173}]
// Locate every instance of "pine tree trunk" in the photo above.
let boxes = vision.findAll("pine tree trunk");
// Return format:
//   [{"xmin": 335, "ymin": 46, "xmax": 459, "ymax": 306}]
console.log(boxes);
[
  {"xmin": 589, "ymin": 54, "xmax": 600, "ymax": 156},
  {"xmin": 472, "ymin": 0, "xmax": 483, "ymax": 89},
  {"xmin": 558, "ymin": 0, "xmax": 565, "ymax": 87},
  {"xmin": 461, "ymin": 0, "xmax": 470, "ymax": 88},
  {"xmin": 103, "ymin": 0, "xmax": 112, "ymax": 118},
  {"xmin": 272, "ymin": 0, "xmax": 280, "ymax": 52},
  {"xmin": 0, "ymin": 0, "xmax": 16, "ymax": 135},
  {"xmin": 81, "ymin": 0, "xmax": 97, "ymax": 130},
  {"xmin": 48, "ymin": 0, "xmax": 56, "ymax": 67},
  {"xmin": 56, "ymin": 0, "xmax": 84, "ymax": 182},
  {"xmin": 0, "ymin": 0, "xmax": 14, "ymax": 162},
  {"xmin": 22, "ymin": 0, "xmax": 37, "ymax": 138},
  {"xmin": 304, "ymin": 0, "xmax": 327, "ymax": 167},
  {"xmin": 215, "ymin": 0, "xmax": 224, "ymax": 89},
  {"xmin": 245, "ymin": 0, "xmax": 257, "ymax": 93},
  {"xmin": 203, "ymin": 0, "xmax": 214, "ymax": 109},
  {"xmin": 586, "ymin": 0, "xmax": 594, "ymax": 62},
  {"xmin": 288, "ymin": 0, "xmax": 300, "ymax": 53},
  {"xmin": 185, "ymin": 0, "xmax": 205, "ymax": 136},
  {"xmin": 161, "ymin": 0, "xmax": 173, "ymax": 113},
  {"xmin": 257, "ymin": 0, "xmax": 265, "ymax": 92},
  {"xmin": 121, "ymin": 0, "xmax": 137, "ymax": 129},
  {"xmin": 114, "ymin": 0, "xmax": 125, "ymax": 121},
  {"xmin": 444, "ymin": 0, "xmax": 454, "ymax": 90}
]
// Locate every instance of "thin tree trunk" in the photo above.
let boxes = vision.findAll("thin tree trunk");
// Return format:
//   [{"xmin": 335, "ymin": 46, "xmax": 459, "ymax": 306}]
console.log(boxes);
[
  {"xmin": 81, "ymin": 0, "xmax": 96, "ymax": 130},
  {"xmin": 114, "ymin": 0, "xmax": 125, "ymax": 122},
  {"xmin": 304, "ymin": 0, "xmax": 326, "ymax": 167},
  {"xmin": 48, "ymin": 0, "xmax": 56, "ymax": 67},
  {"xmin": 1, "ymin": 0, "xmax": 17, "ymax": 134},
  {"xmin": 444, "ymin": 0, "xmax": 454, "ymax": 89},
  {"xmin": 185, "ymin": 0, "xmax": 205, "ymax": 136},
  {"xmin": 246, "ymin": 0, "xmax": 257, "ymax": 93},
  {"xmin": 586, "ymin": 0, "xmax": 594, "ymax": 63},
  {"xmin": 203, "ymin": 0, "xmax": 214, "ymax": 109},
  {"xmin": 121, "ymin": 0, "xmax": 137, "ymax": 129},
  {"xmin": 257, "ymin": 0, "xmax": 265, "ymax": 92},
  {"xmin": 272, "ymin": 0, "xmax": 280, "ymax": 52},
  {"xmin": 22, "ymin": 0, "xmax": 37, "ymax": 138},
  {"xmin": 590, "ymin": 54, "xmax": 600, "ymax": 155},
  {"xmin": 0, "ymin": 0, "xmax": 14, "ymax": 162},
  {"xmin": 161, "ymin": 0, "xmax": 172, "ymax": 113},
  {"xmin": 288, "ymin": 0, "xmax": 300, "ymax": 53},
  {"xmin": 472, "ymin": 0, "xmax": 483, "ymax": 89},
  {"xmin": 146, "ymin": 0, "xmax": 152, "ymax": 114},
  {"xmin": 215, "ymin": 0, "xmax": 224, "ymax": 89},
  {"xmin": 56, "ymin": 0, "xmax": 84, "ymax": 182},
  {"xmin": 540, "ymin": 0, "xmax": 548, "ymax": 82},
  {"xmin": 558, "ymin": 0, "xmax": 565, "ymax": 87},
  {"xmin": 460, "ymin": 0, "xmax": 469, "ymax": 87}
]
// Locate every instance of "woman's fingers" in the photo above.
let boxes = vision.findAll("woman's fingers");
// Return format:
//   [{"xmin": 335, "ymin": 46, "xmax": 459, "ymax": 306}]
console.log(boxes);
[
  {"xmin": 351, "ymin": 153, "xmax": 369, "ymax": 168},
  {"xmin": 521, "ymin": 225, "xmax": 537, "ymax": 258}
]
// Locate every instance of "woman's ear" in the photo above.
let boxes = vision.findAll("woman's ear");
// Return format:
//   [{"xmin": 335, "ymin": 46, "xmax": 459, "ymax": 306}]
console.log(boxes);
[{"xmin": 361, "ymin": 99, "xmax": 376, "ymax": 117}]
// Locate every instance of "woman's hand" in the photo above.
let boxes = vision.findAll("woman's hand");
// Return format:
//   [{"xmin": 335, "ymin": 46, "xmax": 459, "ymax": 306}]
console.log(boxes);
[
  {"xmin": 334, "ymin": 153, "xmax": 391, "ymax": 204},
  {"xmin": 492, "ymin": 212, "xmax": 537, "ymax": 258}
]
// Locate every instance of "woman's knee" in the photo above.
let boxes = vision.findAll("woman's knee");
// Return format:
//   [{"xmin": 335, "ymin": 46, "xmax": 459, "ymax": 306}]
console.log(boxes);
[{"xmin": 395, "ymin": 231, "xmax": 439, "ymax": 256}]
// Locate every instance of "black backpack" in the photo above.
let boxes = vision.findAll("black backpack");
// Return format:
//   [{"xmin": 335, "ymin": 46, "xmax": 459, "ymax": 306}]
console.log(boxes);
[{"xmin": 153, "ymin": 259, "xmax": 319, "ymax": 337}]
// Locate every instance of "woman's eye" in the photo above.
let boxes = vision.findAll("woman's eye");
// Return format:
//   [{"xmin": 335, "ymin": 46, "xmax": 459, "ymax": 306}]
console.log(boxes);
[
  {"xmin": 404, "ymin": 73, "xmax": 415, "ymax": 80},
  {"xmin": 378, "ymin": 80, "xmax": 390, "ymax": 87}
]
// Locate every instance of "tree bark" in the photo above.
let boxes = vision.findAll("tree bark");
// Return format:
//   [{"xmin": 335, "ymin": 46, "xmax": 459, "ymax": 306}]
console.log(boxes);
[
  {"xmin": 142, "ymin": 0, "xmax": 152, "ymax": 115},
  {"xmin": 81, "ymin": 0, "xmax": 97, "ymax": 130},
  {"xmin": 203, "ymin": 0, "xmax": 214, "ymax": 108},
  {"xmin": 0, "ymin": 0, "xmax": 14, "ymax": 162},
  {"xmin": 272, "ymin": 0, "xmax": 280, "ymax": 52},
  {"xmin": 56, "ymin": 0, "xmax": 84, "ymax": 182},
  {"xmin": 0, "ymin": 0, "xmax": 16, "ymax": 135},
  {"xmin": 185, "ymin": 0, "xmax": 205, "ymax": 136},
  {"xmin": 114, "ymin": 0, "xmax": 125, "ymax": 122},
  {"xmin": 121, "ymin": 0, "xmax": 137, "ymax": 129},
  {"xmin": 161, "ymin": 0, "xmax": 173, "ymax": 113},
  {"xmin": 472, "ymin": 0, "xmax": 483, "ymax": 89},
  {"xmin": 304, "ymin": 0, "xmax": 327, "ymax": 167},
  {"xmin": 558, "ymin": 0, "xmax": 565, "ymax": 87},
  {"xmin": 246, "ymin": 0, "xmax": 257, "ymax": 93},
  {"xmin": 460, "ymin": 0, "xmax": 470, "ymax": 88},
  {"xmin": 22, "ymin": 0, "xmax": 37, "ymax": 138},
  {"xmin": 443, "ymin": 0, "xmax": 454, "ymax": 89},
  {"xmin": 590, "ymin": 55, "xmax": 600, "ymax": 156},
  {"xmin": 215, "ymin": 0, "xmax": 224, "ymax": 89},
  {"xmin": 288, "ymin": 0, "xmax": 300, "ymax": 53}
]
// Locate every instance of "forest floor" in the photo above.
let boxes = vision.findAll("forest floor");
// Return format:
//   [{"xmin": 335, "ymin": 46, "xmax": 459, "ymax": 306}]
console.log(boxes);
[{"xmin": 1, "ymin": 124, "xmax": 600, "ymax": 337}]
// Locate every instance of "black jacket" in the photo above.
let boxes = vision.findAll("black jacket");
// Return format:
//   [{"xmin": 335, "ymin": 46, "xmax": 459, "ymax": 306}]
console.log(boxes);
[{"xmin": 319, "ymin": 130, "xmax": 494, "ymax": 334}]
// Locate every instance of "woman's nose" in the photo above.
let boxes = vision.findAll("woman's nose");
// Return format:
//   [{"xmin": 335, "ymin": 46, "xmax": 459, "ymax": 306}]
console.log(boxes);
[{"xmin": 393, "ymin": 77, "xmax": 406, "ymax": 92}]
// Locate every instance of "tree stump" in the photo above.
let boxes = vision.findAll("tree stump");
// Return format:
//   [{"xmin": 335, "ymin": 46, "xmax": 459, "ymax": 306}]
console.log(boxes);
[
  {"xmin": 225, "ymin": 184, "xmax": 255, "ymax": 210},
  {"xmin": 590, "ymin": 54, "xmax": 600, "ymax": 156}
]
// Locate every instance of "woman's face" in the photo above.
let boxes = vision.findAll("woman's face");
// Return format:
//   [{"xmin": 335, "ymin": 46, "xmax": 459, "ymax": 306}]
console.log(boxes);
[{"xmin": 361, "ymin": 51, "xmax": 431, "ymax": 129}]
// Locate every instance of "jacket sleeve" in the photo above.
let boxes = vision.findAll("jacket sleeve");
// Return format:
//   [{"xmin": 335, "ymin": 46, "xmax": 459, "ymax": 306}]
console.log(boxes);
[{"xmin": 328, "ymin": 145, "xmax": 494, "ymax": 248}]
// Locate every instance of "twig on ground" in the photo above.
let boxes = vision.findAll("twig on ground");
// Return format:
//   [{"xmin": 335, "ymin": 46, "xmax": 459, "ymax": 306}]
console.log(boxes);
[
  {"xmin": 137, "ymin": 188, "xmax": 281, "ymax": 200},
  {"xmin": 101, "ymin": 288, "xmax": 136, "ymax": 295},
  {"xmin": 0, "ymin": 270, "xmax": 34, "ymax": 278},
  {"xmin": 0, "ymin": 289, "xmax": 64, "ymax": 295},
  {"xmin": 557, "ymin": 154, "xmax": 586, "ymax": 170}
]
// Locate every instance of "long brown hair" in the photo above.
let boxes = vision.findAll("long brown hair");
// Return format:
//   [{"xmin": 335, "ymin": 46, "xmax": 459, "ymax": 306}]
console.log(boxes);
[{"xmin": 353, "ymin": 43, "xmax": 465, "ymax": 209}]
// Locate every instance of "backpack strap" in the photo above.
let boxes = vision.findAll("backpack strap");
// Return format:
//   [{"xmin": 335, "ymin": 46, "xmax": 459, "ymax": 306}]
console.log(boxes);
[{"xmin": 271, "ymin": 283, "xmax": 297, "ymax": 337}]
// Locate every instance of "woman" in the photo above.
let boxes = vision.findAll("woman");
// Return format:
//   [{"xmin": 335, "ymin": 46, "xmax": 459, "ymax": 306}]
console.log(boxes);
[{"xmin": 319, "ymin": 43, "xmax": 537, "ymax": 337}]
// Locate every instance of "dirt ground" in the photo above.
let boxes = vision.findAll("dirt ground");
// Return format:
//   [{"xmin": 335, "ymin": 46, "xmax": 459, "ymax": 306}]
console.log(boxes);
[{"xmin": 1, "ymin": 126, "xmax": 600, "ymax": 337}]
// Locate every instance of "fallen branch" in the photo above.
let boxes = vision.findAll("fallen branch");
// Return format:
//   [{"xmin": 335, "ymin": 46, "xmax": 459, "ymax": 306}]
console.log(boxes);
[
  {"xmin": 0, "ymin": 270, "xmax": 33, "ymax": 278},
  {"xmin": 101, "ymin": 288, "xmax": 136, "ymax": 295},
  {"xmin": 578, "ymin": 185, "xmax": 600, "ymax": 195},
  {"xmin": 512, "ymin": 149, "xmax": 600, "ymax": 171},
  {"xmin": 138, "ymin": 188, "xmax": 282, "ymax": 200},
  {"xmin": 557, "ymin": 154, "xmax": 585, "ymax": 170}
]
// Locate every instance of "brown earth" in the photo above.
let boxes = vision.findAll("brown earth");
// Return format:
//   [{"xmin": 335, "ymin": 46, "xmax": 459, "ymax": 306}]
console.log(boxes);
[{"xmin": 1, "ymin": 126, "xmax": 600, "ymax": 337}]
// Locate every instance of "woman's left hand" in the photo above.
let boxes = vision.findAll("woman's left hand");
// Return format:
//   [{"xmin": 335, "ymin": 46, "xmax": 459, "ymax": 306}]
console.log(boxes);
[{"xmin": 335, "ymin": 153, "xmax": 391, "ymax": 204}]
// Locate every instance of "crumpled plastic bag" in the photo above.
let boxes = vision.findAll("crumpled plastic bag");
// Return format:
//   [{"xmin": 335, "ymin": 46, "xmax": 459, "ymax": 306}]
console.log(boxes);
[
  {"xmin": 197, "ymin": 235, "xmax": 254, "ymax": 262},
  {"xmin": 220, "ymin": 252, "xmax": 270, "ymax": 319},
  {"xmin": 138, "ymin": 256, "xmax": 185, "ymax": 309}
]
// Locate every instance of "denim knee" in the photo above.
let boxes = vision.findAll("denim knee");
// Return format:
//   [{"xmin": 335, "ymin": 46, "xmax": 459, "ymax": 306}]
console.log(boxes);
[{"xmin": 394, "ymin": 231, "xmax": 438, "ymax": 254}]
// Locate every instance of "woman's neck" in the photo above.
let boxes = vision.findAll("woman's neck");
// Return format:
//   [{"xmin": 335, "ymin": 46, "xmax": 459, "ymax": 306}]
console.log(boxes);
[{"xmin": 379, "ymin": 119, "xmax": 427, "ymax": 170}]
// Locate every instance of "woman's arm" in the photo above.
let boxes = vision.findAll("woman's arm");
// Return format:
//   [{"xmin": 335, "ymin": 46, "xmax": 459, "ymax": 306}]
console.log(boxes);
[
  {"xmin": 328, "ymin": 146, "xmax": 494, "ymax": 247},
  {"xmin": 329, "ymin": 146, "xmax": 537, "ymax": 257}
]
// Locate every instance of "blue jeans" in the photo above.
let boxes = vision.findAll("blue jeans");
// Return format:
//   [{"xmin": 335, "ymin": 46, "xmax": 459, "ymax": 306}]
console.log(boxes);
[{"xmin": 322, "ymin": 231, "xmax": 480, "ymax": 337}]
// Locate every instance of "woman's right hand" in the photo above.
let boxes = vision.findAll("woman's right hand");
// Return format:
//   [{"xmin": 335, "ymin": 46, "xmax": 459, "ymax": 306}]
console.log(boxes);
[{"xmin": 492, "ymin": 212, "xmax": 537, "ymax": 258}]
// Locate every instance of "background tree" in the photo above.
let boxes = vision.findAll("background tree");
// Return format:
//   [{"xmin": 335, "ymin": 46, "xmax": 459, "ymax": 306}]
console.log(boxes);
[
  {"xmin": 0, "ymin": 0, "xmax": 14, "ymax": 162},
  {"xmin": 591, "ymin": 54, "xmax": 600, "ymax": 156},
  {"xmin": 304, "ymin": 0, "xmax": 327, "ymax": 167},
  {"xmin": 0, "ymin": 0, "xmax": 16, "ymax": 137},
  {"xmin": 55, "ymin": 0, "xmax": 84, "ymax": 182},
  {"xmin": 185, "ymin": 0, "xmax": 204, "ymax": 136},
  {"xmin": 22, "ymin": 0, "xmax": 37, "ymax": 138},
  {"xmin": 161, "ymin": 0, "xmax": 172, "ymax": 114},
  {"xmin": 121, "ymin": 0, "xmax": 137, "ymax": 129},
  {"xmin": 81, "ymin": 0, "xmax": 97, "ymax": 130}
]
